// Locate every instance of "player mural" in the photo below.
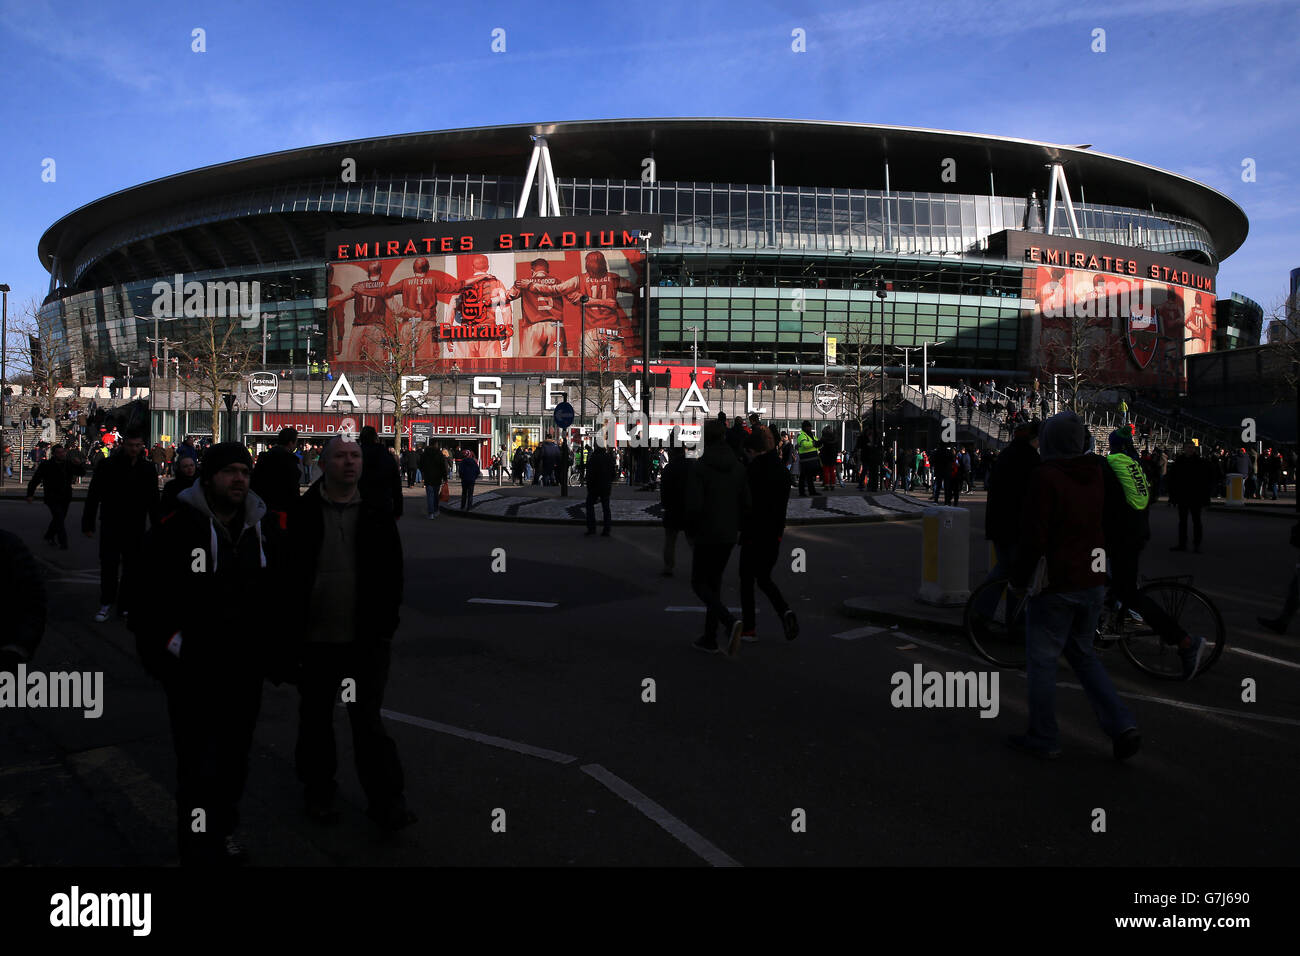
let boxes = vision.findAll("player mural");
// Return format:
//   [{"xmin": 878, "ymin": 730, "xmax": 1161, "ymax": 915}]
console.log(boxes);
[
  {"xmin": 1026, "ymin": 264, "xmax": 1215, "ymax": 389},
  {"xmin": 326, "ymin": 247, "xmax": 645, "ymax": 374}
]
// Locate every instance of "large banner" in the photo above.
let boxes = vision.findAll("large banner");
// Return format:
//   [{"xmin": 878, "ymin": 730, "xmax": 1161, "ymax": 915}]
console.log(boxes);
[
  {"xmin": 325, "ymin": 217, "xmax": 658, "ymax": 375},
  {"xmin": 1028, "ymin": 265, "xmax": 1215, "ymax": 387}
]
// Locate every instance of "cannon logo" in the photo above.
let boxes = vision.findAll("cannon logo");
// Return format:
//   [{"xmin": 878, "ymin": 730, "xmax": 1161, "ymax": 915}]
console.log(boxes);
[
  {"xmin": 247, "ymin": 372, "xmax": 278, "ymax": 406},
  {"xmin": 813, "ymin": 384, "xmax": 841, "ymax": 417}
]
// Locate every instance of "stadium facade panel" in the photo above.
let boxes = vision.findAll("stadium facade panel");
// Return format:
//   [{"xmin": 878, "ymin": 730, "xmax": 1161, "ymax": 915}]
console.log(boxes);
[{"xmin": 34, "ymin": 119, "xmax": 1246, "ymax": 439}]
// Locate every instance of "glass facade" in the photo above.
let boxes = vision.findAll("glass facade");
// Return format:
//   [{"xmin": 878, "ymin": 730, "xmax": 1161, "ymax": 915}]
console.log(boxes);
[{"xmin": 42, "ymin": 171, "xmax": 1220, "ymax": 385}]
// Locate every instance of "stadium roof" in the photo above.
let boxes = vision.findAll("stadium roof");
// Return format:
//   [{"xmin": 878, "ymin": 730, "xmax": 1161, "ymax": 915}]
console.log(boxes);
[{"xmin": 38, "ymin": 118, "xmax": 1248, "ymax": 280}]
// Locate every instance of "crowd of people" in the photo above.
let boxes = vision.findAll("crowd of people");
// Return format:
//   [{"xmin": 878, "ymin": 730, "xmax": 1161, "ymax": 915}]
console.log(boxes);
[
  {"xmin": 8, "ymin": 390, "xmax": 1300, "ymax": 866},
  {"xmin": 41, "ymin": 424, "xmax": 420, "ymax": 866}
]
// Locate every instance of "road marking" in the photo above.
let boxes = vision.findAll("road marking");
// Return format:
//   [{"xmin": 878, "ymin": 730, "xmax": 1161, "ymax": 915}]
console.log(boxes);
[
  {"xmin": 1055, "ymin": 682, "xmax": 1300, "ymax": 728},
  {"xmin": 833, "ymin": 626, "xmax": 887, "ymax": 640},
  {"xmin": 379, "ymin": 709, "xmax": 578, "ymax": 764},
  {"xmin": 665, "ymin": 606, "xmax": 743, "ymax": 613},
  {"xmin": 1229, "ymin": 647, "xmax": 1300, "ymax": 670},
  {"xmin": 581, "ymin": 764, "xmax": 740, "ymax": 868},
  {"xmin": 466, "ymin": 598, "xmax": 559, "ymax": 608},
  {"xmin": 864, "ymin": 630, "xmax": 1300, "ymax": 729}
]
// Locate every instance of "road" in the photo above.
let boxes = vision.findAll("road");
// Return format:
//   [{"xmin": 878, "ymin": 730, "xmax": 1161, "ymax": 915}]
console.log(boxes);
[{"xmin": 2, "ymin": 491, "xmax": 1297, "ymax": 866}]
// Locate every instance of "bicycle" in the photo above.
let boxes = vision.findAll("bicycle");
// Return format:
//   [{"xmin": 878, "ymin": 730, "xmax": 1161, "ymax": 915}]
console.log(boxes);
[{"xmin": 964, "ymin": 573, "xmax": 1225, "ymax": 680}]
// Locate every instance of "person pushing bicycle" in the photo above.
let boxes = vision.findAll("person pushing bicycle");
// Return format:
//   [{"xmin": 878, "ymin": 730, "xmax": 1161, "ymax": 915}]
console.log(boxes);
[{"xmin": 1100, "ymin": 427, "xmax": 1209, "ymax": 680}]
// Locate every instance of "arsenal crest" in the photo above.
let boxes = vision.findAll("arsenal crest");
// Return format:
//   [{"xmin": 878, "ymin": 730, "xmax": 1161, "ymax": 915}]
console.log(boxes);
[
  {"xmin": 247, "ymin": 372, "xmax": 278, "ymax": 406},
  {"xmin": 1126, "ymin": 313, "xmax": 1161, "ymax": 370},
  {"xmin": 813, "ymin": 384, "xmax": 840, "ymax": 417}
]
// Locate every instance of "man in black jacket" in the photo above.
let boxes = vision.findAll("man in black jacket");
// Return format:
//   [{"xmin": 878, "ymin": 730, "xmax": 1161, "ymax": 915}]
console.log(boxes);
[
  {"xmin": 251, "ymin": 427, "xmax": 302, "ymax": 514},
  {"xmin": 585, "ymin": 441, "xmax": 616, "ymax": 536},
  {"xmin": 418, "ymin": 442, "xmax": 448, "ymax": 518},
  {"xmin": 82, "ymin": 428, "xmax": 159, "ymax": 623},
  {"xmin": 27, "ymin": 443, "xmax": 85, "ymax": 549},
  {"xmin": 357, "ymin": 425, "xmax": 404, "ymax": 518},
  {"xmin": 400, "ymin": 442, "xmax": 419, "ymax": 487},
  {"xmin": 739, "ymin": 426, "xmax": 798, "ymax": 641},
  {"xmin": 0, "ymin": 530, "xmax": 45, "ymax": 674},
  {"xmin": 289, "ymin": 435, "xmax": 414, "ymax": 830},
  {"xmin": 659, "ymin": 441, "xmax": 691, "ymax": 576},
  {"xmin": 983, "ymin": 421, "xmax": 1040, "ymax": 584},
  {"xmin": 1167, "ymin": 442, "xmax": 1213, "ymax": 552},
  {"xmin": 127, "ymin": 442, "xmax": 289, "ymax": 865}
]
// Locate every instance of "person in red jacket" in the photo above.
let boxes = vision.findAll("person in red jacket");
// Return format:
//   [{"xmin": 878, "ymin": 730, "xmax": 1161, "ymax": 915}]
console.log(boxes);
[{"xmin": 1008, "ymin": 411, "xmax": 1140, "ymax": 761}]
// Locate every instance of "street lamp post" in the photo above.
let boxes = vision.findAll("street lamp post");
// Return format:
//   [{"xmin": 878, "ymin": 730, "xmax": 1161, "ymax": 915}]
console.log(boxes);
[
  {"xmin": 579, "ymin": 295, "xmax": 589, "ymax": 427},
  {"xmin": 0, "ymin": 283, "xmax": 8, "ymax": 487},
  {"xmin": 875, "ymin": 284, "xmax": 888, "ymax": 456}
]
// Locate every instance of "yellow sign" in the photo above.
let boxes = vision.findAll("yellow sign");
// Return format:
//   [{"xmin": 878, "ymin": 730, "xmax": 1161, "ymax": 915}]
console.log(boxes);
[
  {"xmin": 160, "ymin": 435, "xmax": 171, "ymax": 443},
  {"xmin": 825, "ymin": 336, "xmax": 837, "ymax": 365}
]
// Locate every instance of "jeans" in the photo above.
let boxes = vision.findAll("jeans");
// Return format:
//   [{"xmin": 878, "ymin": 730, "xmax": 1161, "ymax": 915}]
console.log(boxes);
[
  {"xmin": 165, "ymin": 666, "xmax": 262, "ymax": 864},
  {"xmin": 663, "ymin": 526, "xmax": 687, "ymax": 571},
  {"xmin": 1267, "ymin": 564, "xmax": 1300, "ymax": 629},
  {"xmin": 739, "ymin": 538, "xmax": 789, "ymax": 631},
  {"xmin": 1024, "ymin": 585, "xmax": 1136, "ymax": 751},
  {"xmin": 1177, "ymin": 503, "xmax": 1203, "ymax": 548},
  {"xmin": 99, "ymin": 528, "xmax": 144, "ymax": 608},
  {"xmin": 43, "ymin": 499, "xmax": 70, "ymax": 547},
  {"xmin": 461, "ymin": 480, "xmax": 476, "ymax": 511},
  {"xmin": 296, "ymin": 641, "xmax": 405, "ymax": 813},
  {"xmin": 425, "ymin": 484, "xmax": 440, "ymax": 515},
  {"xmin": 798, "ymin": 462, "xmax": 819, "ymax": 497},
  {"xmin": 972, "ymin": 540, "xmax": 1018, "ymax": 620},
  {"xmin": 691, "ymin": 540, "xmax": 735, "ymax": 638},
  {"xmin": 586, "ymin": 489, "xmax": 611, "ymax": 532}
]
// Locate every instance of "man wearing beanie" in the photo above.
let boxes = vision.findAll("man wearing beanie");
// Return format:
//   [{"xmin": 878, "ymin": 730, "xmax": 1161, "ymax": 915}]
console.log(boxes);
[
  {"xmin": 127, "ymin": 442, "xmax": 290, "ymax": 865},
  {"xmin": 1009, "ymin": 411, "xmax": 1141, "ymax": 761}
]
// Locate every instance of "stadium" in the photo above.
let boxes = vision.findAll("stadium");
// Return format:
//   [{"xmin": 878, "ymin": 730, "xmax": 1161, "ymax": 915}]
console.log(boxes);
[{"xmin": 32, "ymin": 118, "xmax": 1249, "ymax": 454}]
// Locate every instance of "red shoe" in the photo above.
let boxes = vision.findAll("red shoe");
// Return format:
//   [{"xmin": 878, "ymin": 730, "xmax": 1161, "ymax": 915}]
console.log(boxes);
[{"xmin": 740, "ymin": 629, "xmax": 759, "ymax": 643}]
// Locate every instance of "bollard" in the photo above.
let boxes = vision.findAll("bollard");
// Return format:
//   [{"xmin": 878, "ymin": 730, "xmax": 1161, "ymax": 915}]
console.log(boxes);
[
  {"xmin": 1226, "ymin": 473, "xmax": 1245, "ymax": 507},
  {"xmin": 917, "ymin": 506, "xmax": 971, "ymax": 606}
]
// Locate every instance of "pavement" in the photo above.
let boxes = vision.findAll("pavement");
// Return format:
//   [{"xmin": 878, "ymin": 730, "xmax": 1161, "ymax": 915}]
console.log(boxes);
[{"xmin": 2, "ymin": 486, "xmax": 1298, "ymax": 869}]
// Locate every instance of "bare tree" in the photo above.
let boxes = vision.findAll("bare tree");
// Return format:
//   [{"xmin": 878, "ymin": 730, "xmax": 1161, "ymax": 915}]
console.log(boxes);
[
  {"xmin": 837, "ymin": 307, "xmax": 877, "ymax": 428},
  {"xmin": 3, "ymin": 296, "xmax": 67, "ymax": 416},
  {"xmin": 582, "ymin": 327, "xmax": 624, "ymax": 420},
  {"xmin": 1260, "ymin": 292, "xmax": 1300, "ymax": 403},
  {"xmin": 1037, "ymin": 308, "xmax": 1130, "ymax": 416},
  {"xmin": 359, "ymin": 319, "xmax": 437, "ymax": 456},
  {"xmin": 171, "ymin": 311, "xmax": 260, "ymax": 443}
]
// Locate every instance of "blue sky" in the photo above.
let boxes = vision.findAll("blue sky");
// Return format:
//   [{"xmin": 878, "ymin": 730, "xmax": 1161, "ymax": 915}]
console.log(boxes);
[{"xmin": 1, "ymin": 0, "xmax": 1295, "ymax": 327}]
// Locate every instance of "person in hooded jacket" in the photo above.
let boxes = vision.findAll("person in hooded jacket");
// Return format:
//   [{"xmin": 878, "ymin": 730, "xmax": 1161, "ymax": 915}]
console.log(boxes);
[
  {"xmin": 126, "ymin": 442, "xmax": 290, "ymax": 865},
  {"xmin": 686, "ymin": 419, "xmax": 751, "ymax": 656},
  {"xmin": 159, "ymin": 454, "xmax": 199, "ymax": 515},
  {"xmin": 1008, "ymin": 411, "xmax": 1140, "ymax": 761}
]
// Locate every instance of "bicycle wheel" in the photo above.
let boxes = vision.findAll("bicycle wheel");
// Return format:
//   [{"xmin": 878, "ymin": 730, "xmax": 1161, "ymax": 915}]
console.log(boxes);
[
  {"xmin": 1118, "ymin": 581, "xmax": 1226, "ymax": 680},
  {"xmin": 964, "ymin": 579, "xmax": 1029, "ymax": 669}
]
